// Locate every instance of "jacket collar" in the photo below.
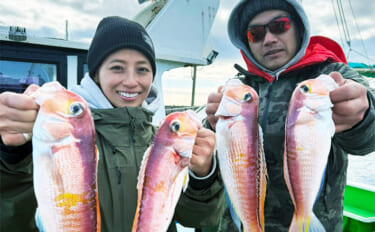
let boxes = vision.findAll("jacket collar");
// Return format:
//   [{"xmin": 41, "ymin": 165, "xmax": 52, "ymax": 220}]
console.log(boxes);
[
  {"xmin": 70, "ymin": 73, "xmax": 160, "ymax": 114},
  {"xmin": 241, "ymin": 35, "xmax": 347, "ymax": 83}
]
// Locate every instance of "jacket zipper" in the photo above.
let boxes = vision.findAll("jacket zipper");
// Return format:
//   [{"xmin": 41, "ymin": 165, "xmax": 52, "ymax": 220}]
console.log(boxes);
[
  {"xmin": 260, "ymin": 83, "xmax": 274, "ymax": 131},
  {"xmin": 260, "ymin": 70, "xmax": 283, "ymax": 131},
  {"xmin": 111, "ymin": 145, "xmax": 124, "ymax": 230},
  {"xmin": 111, "ymin": 146, "xmax": 122, "ymax": 185},
  {"xmin": 129, "ymin": 116, "xmax": 139, "ymax": 173}
]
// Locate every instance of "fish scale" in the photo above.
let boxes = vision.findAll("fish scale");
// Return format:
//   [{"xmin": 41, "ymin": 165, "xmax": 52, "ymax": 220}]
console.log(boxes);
[
  {"xmin": 215, "ymin": 79, "xmax": 267, "ymax": 232},
  {"xmin": 132, "ymin": 110, "xmax": 201, "ymax": 232},
  {"xmin": 32, "ymin": 81, "xmax": 100, "ymax": 232},
  {"xmin": 283, "ymin": 74, "xmax": 338, "ymax": 232}
]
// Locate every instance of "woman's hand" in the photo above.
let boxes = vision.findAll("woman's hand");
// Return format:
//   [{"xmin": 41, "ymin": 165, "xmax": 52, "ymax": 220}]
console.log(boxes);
[
  {"xmin": 189, "ymin": 127, "xmax": 216, "ymax": 177},
  {"xmin": 0, "ymin": 85, "xmax": 39, "ymax": 146}
]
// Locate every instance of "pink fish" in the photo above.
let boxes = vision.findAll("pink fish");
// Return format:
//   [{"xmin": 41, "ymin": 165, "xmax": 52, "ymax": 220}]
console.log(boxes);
[
  {"xmin": 132, "ymin": 110, "xmax": 201, "ymax": 232},
  {"xmin": 32, "ymin": 82, "xmax": 100, "ymax": 232},
  {"xmin": 283, "ymin": 75, "xmax": 338, "ymax": 232},
  {"xmin": 215, "ymin": 79, "xmax": 267, "ymax": 232}
]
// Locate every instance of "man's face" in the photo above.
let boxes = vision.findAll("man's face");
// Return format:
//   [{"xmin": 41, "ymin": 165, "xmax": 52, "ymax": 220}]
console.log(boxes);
[{"xmin": 247, "ymin": 10, "xmax": 300, "ymax": 71}]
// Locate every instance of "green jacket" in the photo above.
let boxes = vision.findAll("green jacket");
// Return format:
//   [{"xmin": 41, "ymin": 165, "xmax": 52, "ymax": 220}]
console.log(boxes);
[
  {"xmin": 0, "ymin": 144, "xmax": 38, "ymax": 232},
  {"xmin": 0, "ymin": 106, "xmax": 225, "ymax": 231}
]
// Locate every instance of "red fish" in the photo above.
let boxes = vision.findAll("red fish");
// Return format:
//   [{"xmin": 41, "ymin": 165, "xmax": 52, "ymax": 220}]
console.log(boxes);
[
  {"xmin": 132, "ymin": 110, "xmax": 201, "ymax": 232},
  {"xmin": 215, "ymin": 79, "xmax": 267, "ymax": 232},
  {"xmin": 32, "ymin": 82, "xmax": 100, "ymax": 232},
  {"xmin": 284, "ymin": 75, "xmax": 338, "ymax": 232}
]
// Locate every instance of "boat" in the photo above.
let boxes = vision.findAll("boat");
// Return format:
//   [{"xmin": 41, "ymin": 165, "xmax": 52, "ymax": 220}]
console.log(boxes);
[
  {"xmin": 349, "ymin": 62, "xmax": 375, "ymax": 78},
  {"xmin": 0, "ymin": 0, "xmax": 219, "ymax": 126},
  {"xmin": 343, "ymin": 182, "xmax": 375, "ymax": 232}
]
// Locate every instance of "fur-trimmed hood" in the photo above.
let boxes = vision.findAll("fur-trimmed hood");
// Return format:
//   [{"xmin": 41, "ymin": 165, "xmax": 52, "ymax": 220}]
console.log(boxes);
[{"xmin": 70, "ymin": 73, "xmax": 160, "ymax": 114}]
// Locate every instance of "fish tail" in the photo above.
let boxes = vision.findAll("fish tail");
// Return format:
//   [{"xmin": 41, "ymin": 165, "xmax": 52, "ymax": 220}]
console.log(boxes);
[
  {"xmin": 307, "ymin": 213, "xmax": 325, "ymax": 232},
  {"xmin": 34, "ymin": 208, "xmax": 45, "ymax": 232},
  {"xmin": 224, "ymin": 188, "xmax": 242, "ymax": 232},
  {"xmin": 289, "ymin": 213, "xmax": 325, "ymax": 232}
]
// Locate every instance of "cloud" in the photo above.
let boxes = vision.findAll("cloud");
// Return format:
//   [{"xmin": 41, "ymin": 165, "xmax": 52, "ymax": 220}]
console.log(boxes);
[{"xmin": 0, "ymin": 0, "xmax": 373, "ymax": 64}]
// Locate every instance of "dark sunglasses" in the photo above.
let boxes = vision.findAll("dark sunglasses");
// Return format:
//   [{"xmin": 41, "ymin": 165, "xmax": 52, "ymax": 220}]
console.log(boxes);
[{"xmin": 247, "ymin": 16, "xmax": 291, "ymax": 43}]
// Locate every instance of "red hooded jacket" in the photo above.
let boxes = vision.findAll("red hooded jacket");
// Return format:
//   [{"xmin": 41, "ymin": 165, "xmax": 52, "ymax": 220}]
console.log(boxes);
[{"xmin": 241, "ymin": 35, "xmax": 348, "ymax": 83}]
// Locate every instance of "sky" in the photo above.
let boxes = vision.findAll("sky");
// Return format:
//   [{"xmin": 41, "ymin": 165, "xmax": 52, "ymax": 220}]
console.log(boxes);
[{"xmin": 0, "ymin": 0, "xmax": 374, "ymax": 105}]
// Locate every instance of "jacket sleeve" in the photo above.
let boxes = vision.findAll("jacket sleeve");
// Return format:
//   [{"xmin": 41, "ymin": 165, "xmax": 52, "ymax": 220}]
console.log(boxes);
[
  {"xmin": 323, "ymin": 62, "xmax": 375, "ymax": 155},
  {"xmin": 174, "ymin": 155, "xmax": 226, "ymax": 228},
  {"xmin": 0, "ymin": 138, "xmax": 38, "ymax": 231}
]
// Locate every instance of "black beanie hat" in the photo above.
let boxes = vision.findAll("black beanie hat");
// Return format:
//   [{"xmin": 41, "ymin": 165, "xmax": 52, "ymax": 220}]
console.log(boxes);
[{"xmin": 87, "ymin": 16, "xmax": 156, "ymax": 78}]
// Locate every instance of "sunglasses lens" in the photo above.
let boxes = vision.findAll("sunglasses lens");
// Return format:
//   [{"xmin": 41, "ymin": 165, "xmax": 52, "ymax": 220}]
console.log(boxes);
[
  {"xmin": 247, "ymin": 16, "xmax": 291, "ymax": 43},
  {"xmin": 247, "ymin": 27, "xmax": 266, "ymax": 43},
  {"xmin": 269, "ymin": 18, "xmax": 290, "ymax": 34}
]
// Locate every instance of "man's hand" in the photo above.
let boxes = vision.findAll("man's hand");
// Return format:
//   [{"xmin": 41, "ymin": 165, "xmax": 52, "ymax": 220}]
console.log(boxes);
[
  {"xmin": 329, "ymin": 72, "xmax": 369, "ymax": 133},
  {"xmin": 189, "ymin": 127, "xmax": 216, "ymax": 177},
  {"xmin": 205, "ymin": 86, "xmax": 223, "ymax": 131}
]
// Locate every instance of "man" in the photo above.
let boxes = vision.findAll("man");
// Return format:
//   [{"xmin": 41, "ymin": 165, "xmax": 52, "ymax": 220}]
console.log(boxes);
[{"xmin": 205, "ymin": 0, "xmax": 375, "ymax": 231}]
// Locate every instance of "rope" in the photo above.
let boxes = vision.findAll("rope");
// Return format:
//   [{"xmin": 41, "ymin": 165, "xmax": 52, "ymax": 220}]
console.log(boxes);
[
  {"xmin": 331, "ymin": 0, "xmax": 346, "ymax": 49},
  {"xmin": 347, "ymin": 0, "xmax": 372, "ymax": 67}
]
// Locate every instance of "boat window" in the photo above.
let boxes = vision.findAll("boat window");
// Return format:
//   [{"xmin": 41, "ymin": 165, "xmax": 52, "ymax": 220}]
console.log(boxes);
[{"xmin": 0, "ymin": 60, "xmax": 57, "ymax": 93}]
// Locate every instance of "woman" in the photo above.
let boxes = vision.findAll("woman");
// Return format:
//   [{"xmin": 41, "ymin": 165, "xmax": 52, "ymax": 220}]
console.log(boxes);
[{"xmin": 0, "ymin": 16, "xmax": 225, "ymax": 232}]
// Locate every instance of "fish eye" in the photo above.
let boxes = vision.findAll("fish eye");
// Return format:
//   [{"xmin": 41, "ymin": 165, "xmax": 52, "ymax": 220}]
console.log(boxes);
[
  {"xmin": 69, "ymin": 102, "xmax": 84, "ymax": 116},
  {"xmin": 169, "ymin": 120, "xmax": 180, "ymax": 132},
  {"xmin": 243, "ymin": 92, "xmax": 252, "ymax": 102},
  {"xmin": 300, "ymin": 85, "xmax": 310, "ymax": 94}
]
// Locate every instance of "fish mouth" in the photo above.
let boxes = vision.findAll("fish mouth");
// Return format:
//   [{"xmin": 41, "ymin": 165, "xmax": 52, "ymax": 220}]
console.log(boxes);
[
  {"xmin": 302, "ymin": 95, "xmax": 334, "ymax": 113},
  {"xmin": 178, "ymin": 149, "xmax": 193, "ymax": 158},
  {"xmin": 174, "ymin": 137, "xmax": 195, "ymax": 158},
  {"xmin": 33, "ymin": 115, "xmax": 78, "ymax": 145},
  {"xmin": 33, "ymin": 132, "xmax": 78, "ymax": 146},
  {"xmin": 215, "ymin": 97, "xmax": 241, "ymax": 117}
]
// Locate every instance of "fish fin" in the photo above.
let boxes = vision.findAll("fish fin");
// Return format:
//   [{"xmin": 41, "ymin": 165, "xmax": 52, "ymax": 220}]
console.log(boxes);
[
  {"xmin": 283, "ymin": 138, "xmax": 297, "ymax": 207},
  {"xmin": 257, "ymin": 124, "xmax": 267, "ymax": 231},
  {"xmin": 307, "ymin": 213, "xmax": 326, "ymax": 232},
  {"xmin": 137, "ymin": 145, "xmax": 153, "ymax": 190},
  {"xmin": 96, "ymin": 191, "xmax": 101, "ymax": 232},
  {"xmin": 224, "ymin": 188, "xmax": 243, "ymax": 232},
  {"xmin": 258, "ymin": 124, "xmax": 264, "ymax": 153},
  {"xmin": 95, "ymin": 146, "xmax": 101, "ymax": 232},
  {"xmin": 289, "ymin": 213, "xmax": 325, "ymax": 232},
  {"xmin": 182, "ymin": 171, "xmax": 189, "ymax": 192},
  {"xmin": 132, "ymin": 145, "xmax": 153, "ymax": 231},
  {"xmin": 315, "ymin": 167, "xmax": 327, "ymax": 204},
  {"xmin": 35, "ymin": 208, "xmax": 45, "ymax": 232},
  {"xmin": 163, "ymin": 168, "xmax": 189, "ymax": 230}
]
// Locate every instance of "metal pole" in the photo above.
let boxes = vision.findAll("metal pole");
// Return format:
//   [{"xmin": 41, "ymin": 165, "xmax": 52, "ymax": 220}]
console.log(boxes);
[
  {"xmin": 191, "ymin": 65, "xmax": 197, "ymax": 106},
  {"xmin": 65, "ymin": 20, "xmax": 69, "ymax": 40}
]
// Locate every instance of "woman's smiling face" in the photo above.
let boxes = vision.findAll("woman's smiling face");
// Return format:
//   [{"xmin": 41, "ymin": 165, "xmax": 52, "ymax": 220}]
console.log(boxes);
[{"xmin": 95, "ymin": 48, "xmax": 153, "ymax": 108}]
